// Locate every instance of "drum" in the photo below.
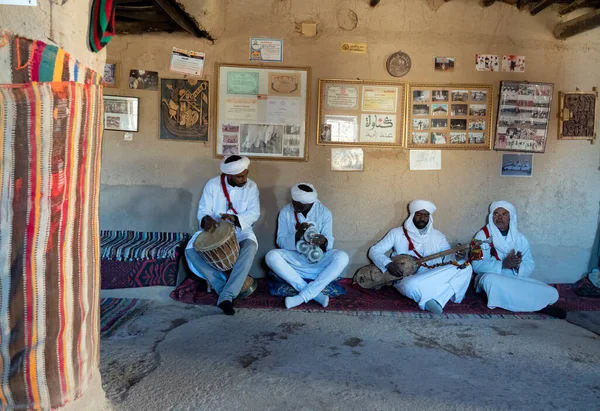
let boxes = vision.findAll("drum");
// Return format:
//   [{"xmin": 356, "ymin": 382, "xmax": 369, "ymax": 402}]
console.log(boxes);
[{"xmin": 193, "ymin": 222, "xmax": 240, "ymax": 271}]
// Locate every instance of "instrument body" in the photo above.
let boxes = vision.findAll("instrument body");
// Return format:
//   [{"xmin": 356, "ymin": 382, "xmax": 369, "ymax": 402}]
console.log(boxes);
[
  {"xmin": 354, "ymin": 240, "xmax": 485, "ymax": 289},
  {"xmin": 193, "ymin": 222, "xmax": 240, "ymax": 271}
]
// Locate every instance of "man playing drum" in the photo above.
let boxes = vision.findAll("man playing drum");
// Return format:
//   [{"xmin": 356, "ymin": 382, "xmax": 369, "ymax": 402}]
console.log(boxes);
[
  {"xmin": 185, "ymin": 155, "xmax": 260, "ymax": 315},
  {"xmin": 368, "ymin": 200, "xmax": 472, "ymax": 314},
  {"xmin": 265, "ymin": 183, "xmax": 349, "ymax": 309},
  {"xmin": 472, "ymin": 201, "xmax": 566, "ymax": 318}
]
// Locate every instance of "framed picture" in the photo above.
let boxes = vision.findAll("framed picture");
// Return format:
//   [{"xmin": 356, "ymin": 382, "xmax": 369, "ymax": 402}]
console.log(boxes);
[
  {"xmin": 558, "ymin": 89, "xmax": 597, "ymax": 143},
  {"xmin": 317, "ymin": 79, "xmax": 407, "ymax": 148},
  {"xmin": 160, "ymin": 79, "xmax": 209, "ymax": 141},
  {"xmin": 103, "ymin": 96, "xmax": 139, "ymax": 132},
  {"xmin": 501, "ymin": 153, "xmax": 533, "ymax": 177},
  {"xmin": 434, "ymin": 57, "xmax": 454, "ymax": 72},
  {"xmin": 103, "ymin": 61, "xmax": 118, "ymax": 88},
  {"xmin": 494, "ymin": 81, "xmax": 553, "ymax": 153},
  {"xmin": 331, "ymin": 148, "xmax": 364, "ymax": 171},
  {"xmin": 129, "ymin": 70, "xmax": 159, "ymax": 90},
  {"xmin": 215, "ymin": 63, "xmax": 310, "ymax": 161},
  {"xmin": 406, "ymin": 83, "xmax": 493, "ymax": 150}
]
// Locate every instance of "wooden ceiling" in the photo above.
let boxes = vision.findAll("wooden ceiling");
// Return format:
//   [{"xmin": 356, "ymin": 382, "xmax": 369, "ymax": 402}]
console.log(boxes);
[
  {"xmin": 371, "ymin": 0, "xmax": 600, "ymax": 39},
  {"xmin": 115, "ymin": 0, "xmax": 212, "ymax": 39}
]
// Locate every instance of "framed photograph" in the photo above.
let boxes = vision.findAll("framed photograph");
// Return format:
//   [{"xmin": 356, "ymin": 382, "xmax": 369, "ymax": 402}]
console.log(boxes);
[
  {"xmin": 103, "ymin": 62, "xmax": 118, "ymax": 88},
  {"xmin": 129, "ymin": 70, "xmax": 159, "ymax": 90},
  {"xmin": 331, "ymin": 148, "xmax": 364, "ymax": 171},
  {"xmin": 494, "ymin": 81, "xmax": 553, "ymax": 153},
  {"xmin": 501, "ymin": 55, "xmax": 525, "ymax": 73},
  {"xmin": 215, "ymin": 63, "xmax": 310, "ymax": 161},
  {"xmin": 501, "ymin": 153, "xmax": 533, "ymax": 177},
  {"xmin": 103, "ymin": 96, "xmax": 139, "ymax": 132},
  {"xmin": 318, "ymin": 79, "xmax": 406, "ymax": 148},
  {"xmin": 406, "ymin": 83, "xmax": 493, "ymax": 150},
  {"xmin": 434, "ymin": 56, "xmax": 454, "ymax": 72},
  {"xmin": 160, "ymin": 79, "xmax": 209, "ymax": 141},
  {"xmin": 475, "ymin": 54, "xmax": 499, "ymax": 72},
  {"xmin": 558, "ymin": 89, "xmax": 597, "ymax": 142}
]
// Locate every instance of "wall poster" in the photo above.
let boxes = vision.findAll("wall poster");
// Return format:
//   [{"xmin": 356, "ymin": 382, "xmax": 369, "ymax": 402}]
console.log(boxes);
[
  {"xmin": 406, "ymin": 83, "xmax": 493, "ymax": 150},
  {"xmin": 494, "ymin": 81, "xmax": 553, "ymax": 153},
  {"xmin": 317, "ymin": 79, "xmax": 406, "ymax": 148},
  {"xmin": 215, "ymin": 63, "xmax": 310, "ymax": 161}
]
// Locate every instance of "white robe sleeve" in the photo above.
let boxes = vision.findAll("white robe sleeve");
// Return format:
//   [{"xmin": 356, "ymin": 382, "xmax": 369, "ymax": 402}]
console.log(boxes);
[
  {"xmin": 368, "ymin": 229, "xmax": 396, "ymax": 273},
  {"xmin": 236, "ymin": 184, "xmax": 260, "ymax": 231},
  {"xmin": 515, "ymin": 235, "xmax": 535, "ymax": 278},
  {"xmin": 319, "ymin": 208, "xmax": 334, "ymax": 252},
  {"xmin": 471, "ymin": 229, "xmax": 503, "ymax": 275},
  {"xmin": 276, "ymin": 209, "xmax": 297, "ymax": 251},
  {"xmin": 437, "ymin": 233, "xmax": 453, "ymax": 262},
  {"xmin": 196, "ymin": 181, "xmax": 215, "ymax": 227}
]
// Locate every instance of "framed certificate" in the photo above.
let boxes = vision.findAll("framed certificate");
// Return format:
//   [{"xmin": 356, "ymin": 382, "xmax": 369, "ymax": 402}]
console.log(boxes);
[
  {"xmin": 317, "ymin": 79, "xmax": 406, "ymax": 148},
  {"xmin": 215, "ymin": 63, "xmax": 310, "ymax": 161}
]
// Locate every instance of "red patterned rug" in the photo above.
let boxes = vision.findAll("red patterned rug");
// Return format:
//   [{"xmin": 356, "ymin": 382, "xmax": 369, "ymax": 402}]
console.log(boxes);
[{"xmin": 170, "ymin": 278, "xmax": 600, "ymax": 318}]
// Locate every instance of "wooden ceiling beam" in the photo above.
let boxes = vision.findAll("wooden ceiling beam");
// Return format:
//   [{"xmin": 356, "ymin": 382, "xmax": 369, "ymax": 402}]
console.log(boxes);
[
  {"xmin": 152, "ymin": 0, "xmax": 205, "ymax": 38},
  {"xmin": 530, "ymin": 0, "xmax": 557, "ymax": 14},
  {"xmin": 559, "ymin": 0, "xmax": 589, "ymax": 15},
  {"xmin": 554, "ymin": 8, "xmax": 600, "ymax": 38},
  {"xmin": 481, "ymin": 0, "xmax": 497, "ymax": 6}
]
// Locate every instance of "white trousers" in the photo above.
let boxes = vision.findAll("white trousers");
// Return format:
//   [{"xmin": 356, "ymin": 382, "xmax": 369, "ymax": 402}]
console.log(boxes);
[
  {"xmin": 265, "ymin": 249, "xmax": 349, "ymax": 302},
  {"xmin": 475, "ymin": 272, "xmax": 559, "ymax": 312},
  {"xmin": 395, "ymin": 264, "xmax": 473, "ymax": 310}
]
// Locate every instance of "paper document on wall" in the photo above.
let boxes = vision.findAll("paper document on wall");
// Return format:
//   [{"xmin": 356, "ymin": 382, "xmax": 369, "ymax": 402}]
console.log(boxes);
[
  {"xmin": 410, "ymin": 150, "xmax": 442, "ymax": 170},
  {"xmin": 0, "ymin": 0, "xmax": 37, "ymax": 5}
]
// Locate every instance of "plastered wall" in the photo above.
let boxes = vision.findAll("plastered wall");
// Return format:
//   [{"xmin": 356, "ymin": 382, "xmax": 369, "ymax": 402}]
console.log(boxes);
[
  {"xmin": 0, "ymin": 0, "xmax": 105, "ymax": 73},
  {"xmin": 101, "ymin": 0, "xmax": 600, "ymax": 283}
]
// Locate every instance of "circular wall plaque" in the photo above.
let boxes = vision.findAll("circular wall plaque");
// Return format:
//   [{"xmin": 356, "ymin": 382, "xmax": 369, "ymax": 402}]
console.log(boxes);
[{"xmin": 386, "ymin": 51, "xmax": 412, "ymax": 77}]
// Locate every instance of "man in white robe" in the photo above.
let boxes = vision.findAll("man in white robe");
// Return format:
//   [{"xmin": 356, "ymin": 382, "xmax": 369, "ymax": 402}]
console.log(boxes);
[
  {"xmin": 265, "ymin": 183, "xmax": 349, "ymax": 309},
  {"xmin": 472, "ymin": 201, "xmax": 565, "ymax": 318},
  {"xmin": 368, "ymin": 200, "xmax": 472, "ymax": 314},
  {"xmin": 185, "ymin": 155, "xmax": 260, "ymax": 315}
]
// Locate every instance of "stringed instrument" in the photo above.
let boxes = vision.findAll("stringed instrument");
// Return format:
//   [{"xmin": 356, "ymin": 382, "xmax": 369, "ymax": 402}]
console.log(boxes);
[{"xmin": 353, "ymin": 239, "xmax": 487, "ymax": 290}]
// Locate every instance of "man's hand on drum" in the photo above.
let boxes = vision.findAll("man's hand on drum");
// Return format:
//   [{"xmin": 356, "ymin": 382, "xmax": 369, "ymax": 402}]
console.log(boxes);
[
  {"xmin": 310, "ymin": 234, "xmax": 327, "ymax": 246},
  {"xmin": 295, "ymin": 222, "xmax": 312, "ymax": 242},
  {"xmin": 386, "ymin": 261, "xmax": 403, "ymax": 277},
  {"xmin": 220, "ymin": 213, "xmax": 240, "ymax": 228},
  {"xmin": 201, "ymin": 215, "xmax": 218, "ymax": 232}
]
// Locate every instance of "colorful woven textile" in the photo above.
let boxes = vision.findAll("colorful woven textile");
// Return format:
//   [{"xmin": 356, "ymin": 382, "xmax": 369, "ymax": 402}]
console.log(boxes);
[
  {"xmin": 0, "ymin": 35, "xmax": 103, "ymax": 410},
  {"xmin": 267, "ymin": 271, "xmax": 346, "ymax": 297},
  {"xmin": 171, "ymin": 278, "xmax": 600, "ymax": 317},
  {"xmin": 89, "ymin": 0, "xmax": 117, "ymax": 53},
  {"xmin": 0, "ymin": 31, "xmax": 103, "ymax": 86},
  {"xmin": 100, "ymin": 230, "xmax": 189, "ymax": 261}
]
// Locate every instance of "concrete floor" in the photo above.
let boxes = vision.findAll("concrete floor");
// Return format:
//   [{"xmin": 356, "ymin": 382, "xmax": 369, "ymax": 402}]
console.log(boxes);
[{"xmin": 99, "ymin": 298, "xmax": 600, "ymax": 411}]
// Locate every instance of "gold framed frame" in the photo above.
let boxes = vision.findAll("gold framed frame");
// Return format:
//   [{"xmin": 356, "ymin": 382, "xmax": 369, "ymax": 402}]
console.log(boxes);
[
  {"xmin": 317, "ymin": 78, "xmax": 407, "ymax": 148},
  {"xmin": 214, "ymin": 62, "xmax": 311, "ymax": 162},
  {"xmin": 558, "ymin": 89, "xmax": 597, "ymax": 143},
  {"xmin": 406, "ymin": 83, "xmax": 493, "ymax": 150}
]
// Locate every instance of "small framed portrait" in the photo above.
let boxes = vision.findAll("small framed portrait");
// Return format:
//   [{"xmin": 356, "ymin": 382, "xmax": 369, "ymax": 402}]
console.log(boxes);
[
  {"xmin": 331, "ymin": 148, "xmax": 364, "ymax": 171},
  {"xmin": 103, "ymin": 62, "xmax": 118, "ymax": 88},
  {"xmin": 501, "ymin": 153, "xmax": 533, "ymax": 177},
  {"xmin": 434, "ymin": 56, "xmax": 455, "ymax": 72}
]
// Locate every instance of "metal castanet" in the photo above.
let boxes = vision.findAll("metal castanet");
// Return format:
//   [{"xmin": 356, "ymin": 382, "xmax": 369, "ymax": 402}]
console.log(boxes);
[{"xmin": 353, "ymin": 240, "xmax": 485, "ymax": 290}]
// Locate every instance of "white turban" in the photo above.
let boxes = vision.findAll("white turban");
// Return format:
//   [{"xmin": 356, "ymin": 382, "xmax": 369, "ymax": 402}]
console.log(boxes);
[
  {"xmin": 291, "ymin": 183, "xmax": 318, "ymax": 204},
  {"xmin": 487, "ymin": 200, "xmax": 519, "ymax": 254},
  {"xmin": 220, "ymin": 156, "xmax": 250, "ymax": 175},
  {"xmin": 404, "ymin": 200, "xmax": 437, "ymax": 245}
]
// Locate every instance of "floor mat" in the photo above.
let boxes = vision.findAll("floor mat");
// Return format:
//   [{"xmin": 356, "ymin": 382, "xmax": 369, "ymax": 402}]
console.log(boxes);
[
  {"xmin": 170, "ymin": 278, "xmax": 600, "ymax": 318},
  {"xmin": 100, "ymin": 298, "xmax": 150, "ymax": 337}
]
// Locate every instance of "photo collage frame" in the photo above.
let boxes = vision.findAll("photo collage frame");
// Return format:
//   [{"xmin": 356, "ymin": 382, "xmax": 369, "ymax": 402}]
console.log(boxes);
[{"xmin": 406, "ymin": 84, "xmax": 494, "ymax": 150}]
